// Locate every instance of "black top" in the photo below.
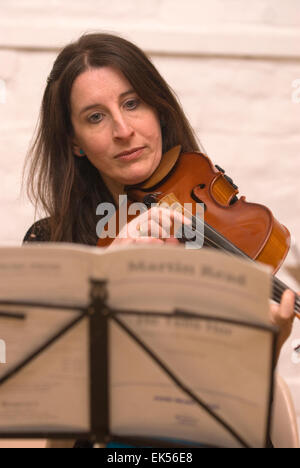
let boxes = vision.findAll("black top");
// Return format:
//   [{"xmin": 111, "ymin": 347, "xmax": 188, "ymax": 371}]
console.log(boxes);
[
  {"xmin": 23, "ymin": 218, "xmax": 98, "ymax": 246},
  {"xmin": 23, "ymin": 218, "xmax": 51, "ymax": 243}
]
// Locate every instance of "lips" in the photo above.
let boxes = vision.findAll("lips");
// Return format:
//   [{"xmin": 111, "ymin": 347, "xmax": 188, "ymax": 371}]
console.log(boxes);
[{"xmin": 114, "ymin": 147, "xmax": 145, "ymax": 159}]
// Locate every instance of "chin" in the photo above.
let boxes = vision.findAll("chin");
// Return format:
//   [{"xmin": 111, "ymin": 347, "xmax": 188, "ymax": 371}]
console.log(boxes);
[{"xmin": 123, "ymin": 169, "xmax": 153, "ymax": 187}]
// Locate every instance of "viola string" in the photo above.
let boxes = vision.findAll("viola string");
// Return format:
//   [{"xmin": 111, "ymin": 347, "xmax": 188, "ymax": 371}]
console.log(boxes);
[
  {"xmin": 273, "ymin": 277, "xmax": 300, "ymax": 304},
  {"xmin": 276, "ymin": 279, "xmax": 300, "ymax": 301},
  {"xmin": 273, "ymin": 287, "xmax": 300, "ymax": 307}
]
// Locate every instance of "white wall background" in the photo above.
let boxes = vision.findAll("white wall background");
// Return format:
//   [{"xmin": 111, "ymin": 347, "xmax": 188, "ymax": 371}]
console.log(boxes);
[{"xmin": 0, "ymin": 0, "xmax": 300, "ymax": 442}]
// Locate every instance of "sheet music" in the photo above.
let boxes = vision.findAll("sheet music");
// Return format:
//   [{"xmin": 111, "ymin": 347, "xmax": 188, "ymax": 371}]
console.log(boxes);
[
  {"xmin": 0, "ymin": 305, "xmax": 81, "ymax": 381},
  {"xmin": 109, "ymin": 316, "xmax": 273, "ymax": 448},
  {"xmin": 93, "ymin": 245, "xmax": 274, "ymax": 447},
  {"xmin": 91, "ymin": 245, "xmax": 272, "ymax": 325},
  {"xmin": 0, "ymin": 244, "xmax": 93, "ymax": 307},
  {"xmin": 0, "ymin": 243, "xmax": 274, "ymax": 444},
  {"xmin": 0, "ymin": 244, "xmax": 92, "ymax": 433},
  {"xmin": 0, "ymin": 311, "xmax": 89, "ymax": 433},
  {"xmin": 0, "ymin": 244, "xmax": 272, "ymax": 324}
]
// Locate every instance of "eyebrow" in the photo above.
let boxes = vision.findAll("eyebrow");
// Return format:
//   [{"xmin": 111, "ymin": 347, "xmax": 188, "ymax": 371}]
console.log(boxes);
[{"xmin": 79, "ymin": 89, "xmax": 136, "ymax": 115}]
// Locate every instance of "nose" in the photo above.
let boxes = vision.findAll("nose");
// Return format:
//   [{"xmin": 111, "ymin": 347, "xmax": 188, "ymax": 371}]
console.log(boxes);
[{"xmin": 112, "ymin": 112, "xmax": 134, "ymax": 140}]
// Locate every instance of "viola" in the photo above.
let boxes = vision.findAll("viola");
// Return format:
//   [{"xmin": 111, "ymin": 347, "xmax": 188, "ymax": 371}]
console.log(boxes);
[{"xmin": 97, "ymin": 145, "xmax": 300, "ymax": 317}]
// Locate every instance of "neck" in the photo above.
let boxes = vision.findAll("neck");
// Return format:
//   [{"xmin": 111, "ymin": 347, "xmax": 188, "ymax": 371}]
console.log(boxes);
[{"xmin": 101, "ymin": 173, "xmax": 124, "ymax": 207}]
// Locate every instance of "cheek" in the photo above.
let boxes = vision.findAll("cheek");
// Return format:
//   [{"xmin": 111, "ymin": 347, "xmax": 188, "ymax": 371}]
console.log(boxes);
[
  {"xmin": 83, "ymin": 134, "xmax": 114, "ymax": 173},
  {"xmin": 82, "ymin": 131, "xmax": 111, "ymax": 160},
  {"xmin": 86, "ymin": 138, "xmax": 105, "ymax": 155},
  {"xmin": 144, "ymin": 115, "xmax": 162, "ymax": 143},
  {"xmin": 73, "ymin": 120, "xmax": 106, "ymax": 150}
]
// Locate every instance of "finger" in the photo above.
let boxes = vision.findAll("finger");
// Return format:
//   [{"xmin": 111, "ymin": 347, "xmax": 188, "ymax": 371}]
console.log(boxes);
[
  {"xmin": 146, "ymin": 219, "xmax": 170, "ymax": 238},
  {"xmin": 279, "ymin": 289, "xmax": 295, "ymax": 320},
  {"xmin": 145, "ymin": 207, "xmax": 169, "ymax": 228},
  {"xmin": 270, "ymin": 291, "xmax": 296, "ymax": 363},
  {"xmin": 126, "ymin": 218, "xmax": 144, "ymax": 238},
  {"xmin": 144, "ymin": 210, "xmax": 172, "ymax": 237},
  {"xmin": 149, "ymin": 207, "xmax": 192, "ymax": 239},
  {"xmin": 126, "ymin": 207, "xmax": 192, "ymax": 240},
  {"xmin": 134, "ymin": 210, "xmax": 175, "ymax": 238},
  {"xmin": 171, "ymin": 209, "xmax": 193, "ymax": 227},
  {"xmin": 125, "ymin": 210, "xmax": 155, "ymax": 238},
  {"xmin": 269, "ymin": 291, "xmax": 295, "ymax": 328},
  {"xmin": 159, "ymin": 206, "xmax": 192, "ymax": 228},
  {"xmin": 132, "ymin": 220, "xmax": 169, "ymax": 238},
  {"xmin": 148, "ymin": 207, "xmax": 192, "ymax": 228},
  {"xmin": 269, "ymin": 303, "xmax": 280, "ymax": 326}
]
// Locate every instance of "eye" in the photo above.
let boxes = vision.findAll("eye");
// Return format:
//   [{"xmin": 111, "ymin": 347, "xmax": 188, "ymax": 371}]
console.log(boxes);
[
  {"xmin": 124, "ymin": 98, "xmax": 140, "ymax": 110},
  {"xmin": 88, "ymin": 112, "xmax": 104, "ymax": 124}
]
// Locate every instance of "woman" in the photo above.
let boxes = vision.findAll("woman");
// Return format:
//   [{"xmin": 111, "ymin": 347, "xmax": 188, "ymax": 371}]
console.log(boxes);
[{"xmin": 24, "ymin": 33, "xmax": 295, "ymax": 375}]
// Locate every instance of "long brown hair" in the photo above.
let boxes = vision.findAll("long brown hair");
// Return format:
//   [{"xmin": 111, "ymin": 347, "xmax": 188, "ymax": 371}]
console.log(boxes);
[{"xmin": 25, "ymin": 33, "xmax": 201, "ymax": 245}]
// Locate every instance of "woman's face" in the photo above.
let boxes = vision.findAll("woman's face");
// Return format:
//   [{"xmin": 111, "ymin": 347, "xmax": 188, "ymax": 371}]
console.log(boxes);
[{"xmin": 70, "ymin": 66, "xmax": 163, "ymax": 198}]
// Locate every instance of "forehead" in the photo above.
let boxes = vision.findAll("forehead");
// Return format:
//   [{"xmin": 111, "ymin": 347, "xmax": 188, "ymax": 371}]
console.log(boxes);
[{"xmin": 70, "ymin": 66, "xmax": 132, "ymax": 111}]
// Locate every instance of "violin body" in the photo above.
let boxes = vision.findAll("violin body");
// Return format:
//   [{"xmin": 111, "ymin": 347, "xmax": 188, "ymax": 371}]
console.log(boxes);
[
  {"xmin": 127, "ymin": 149, "xmax": 290, "ymax": 274},
  {"xmin": 98, "ymin": 146, "xmax": 290, "ymax": 274}
]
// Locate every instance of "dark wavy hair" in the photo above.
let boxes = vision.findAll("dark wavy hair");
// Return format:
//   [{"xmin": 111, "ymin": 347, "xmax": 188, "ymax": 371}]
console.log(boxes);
[{"xmin": 25, "ymin": 32, "xmax": 201, "ymax": 245}]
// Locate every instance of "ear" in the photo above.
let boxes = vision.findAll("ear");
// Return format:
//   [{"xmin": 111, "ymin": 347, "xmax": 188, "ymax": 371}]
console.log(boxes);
[{"xmin": 72, "ymin": 140, "xmax": 85, "ymax": 158}]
